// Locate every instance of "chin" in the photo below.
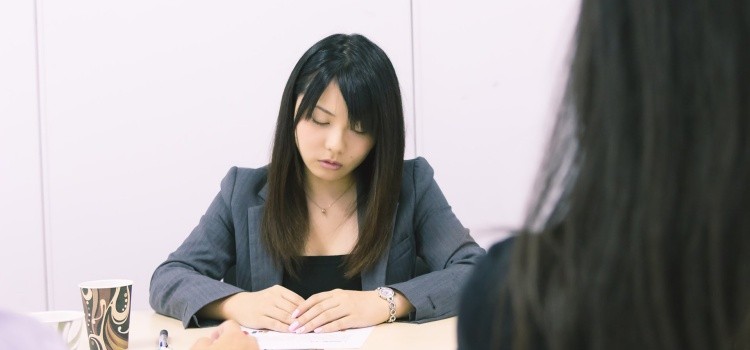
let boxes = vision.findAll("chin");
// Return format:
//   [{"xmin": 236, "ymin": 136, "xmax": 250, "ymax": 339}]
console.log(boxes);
[{"xmin": 315, "ymin": 171, "xmax": 349, "ymax": 183}]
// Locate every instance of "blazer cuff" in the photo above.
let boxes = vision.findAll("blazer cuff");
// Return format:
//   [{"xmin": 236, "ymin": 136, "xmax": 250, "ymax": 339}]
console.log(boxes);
[
  {"xmin": 181, "ymin": 284, "xmax": 244, "ymax": 328},
  {"xmin": 389, "ymin": 279, "xmax": 455, "ymax": 322}
]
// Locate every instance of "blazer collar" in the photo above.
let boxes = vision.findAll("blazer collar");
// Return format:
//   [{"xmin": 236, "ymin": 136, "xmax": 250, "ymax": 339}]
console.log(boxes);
[
  {"xmin": 360, "ymin": 202, "xmax": 399, "ymax": 290},
  {"xmin": 246, "ymin": 204, "xmax": 279, "ymax": 290},
  {"xmin": 258, "ymin": 182, "xmax": 269, "ymax": 201}
]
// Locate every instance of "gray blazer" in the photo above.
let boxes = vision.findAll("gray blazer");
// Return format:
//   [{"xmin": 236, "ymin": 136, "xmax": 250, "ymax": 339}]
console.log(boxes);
[{"xmin": 149, "ymin": 157, "xmax": 485, "ymax": 328}]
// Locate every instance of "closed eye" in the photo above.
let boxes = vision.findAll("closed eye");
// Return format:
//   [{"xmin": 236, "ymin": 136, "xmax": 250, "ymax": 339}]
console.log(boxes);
[
  {"xmin": 350, "ymin": 122, "xmax": 366, "ymax": 134},
  {"xmin": 312, "ymin": 118, "xmax": 329, "ymax": 126}
]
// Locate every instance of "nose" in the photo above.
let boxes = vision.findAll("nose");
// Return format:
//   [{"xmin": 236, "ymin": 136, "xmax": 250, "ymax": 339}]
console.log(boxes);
[{"xmin": 324, "ymin": 127, "xmax": 346, "ymax": 153}]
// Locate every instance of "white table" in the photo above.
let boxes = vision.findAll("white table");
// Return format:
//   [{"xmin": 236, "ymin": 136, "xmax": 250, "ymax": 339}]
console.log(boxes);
[{"xmin": 77, "ymin": 310, "xmax": 457, "ymax": 350}]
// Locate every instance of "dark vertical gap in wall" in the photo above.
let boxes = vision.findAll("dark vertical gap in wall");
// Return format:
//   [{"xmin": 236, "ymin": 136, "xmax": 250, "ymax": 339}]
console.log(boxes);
[{"xmin": 33, "ymin": 0, "xmax": 51, "ymax": 310}]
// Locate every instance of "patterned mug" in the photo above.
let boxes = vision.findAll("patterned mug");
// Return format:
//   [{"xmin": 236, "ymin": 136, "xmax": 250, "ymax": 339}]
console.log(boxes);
[{"xmin": 79, "ymin": 279, "xmax": 132, "ymax": 350}]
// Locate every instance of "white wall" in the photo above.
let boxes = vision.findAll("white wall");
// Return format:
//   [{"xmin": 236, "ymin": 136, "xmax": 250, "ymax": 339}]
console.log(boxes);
[
  {"xmin": 0, "ymin": 1, "xmax": 578, "ymax": 313},
  {"xmin": 0, "ymin": 0, "xmax": 47, "ymax": 312},
  {"xmin": 413, "ymin": 0, "xmax": 579, "ymax": 247}
]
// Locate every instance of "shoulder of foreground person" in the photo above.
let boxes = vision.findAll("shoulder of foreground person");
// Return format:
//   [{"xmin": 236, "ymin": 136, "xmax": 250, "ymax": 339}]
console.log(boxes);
[{"xmin": 0, "ymin": 310, "xmax": 68, "ymax": 350}]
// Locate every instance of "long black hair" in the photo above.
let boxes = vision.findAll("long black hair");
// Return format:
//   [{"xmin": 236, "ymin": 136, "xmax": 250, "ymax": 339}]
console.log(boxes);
[
  {"xmin": 505, "ymin": 0, "xmax": 750, "ymax": 349},
  {"xmin": 261, "ymin": 34, "xmax": 405, "ymax": 277}
]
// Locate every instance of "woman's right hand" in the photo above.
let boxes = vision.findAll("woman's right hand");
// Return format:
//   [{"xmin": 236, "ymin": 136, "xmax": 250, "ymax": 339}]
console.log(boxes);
[{"xmin": 221, "ymin": 285, "xmax": 305, "ymax": 332}]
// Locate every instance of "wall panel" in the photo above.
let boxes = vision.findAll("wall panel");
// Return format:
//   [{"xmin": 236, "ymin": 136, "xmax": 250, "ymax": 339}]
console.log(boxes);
[
  {"xmin": 0, "ymin": 0, "xmax": 47, "ymax": 312},
  {"xmin": 3, "ymin": 0, "xmax": 581, "ymax": 313},
  {"xmin": 38, "ymin": 0, "xmax": 414, "ymax": 310},
  {"xmin": 412, "ymin": 0, "xmax": 579, "ymax": 246}
]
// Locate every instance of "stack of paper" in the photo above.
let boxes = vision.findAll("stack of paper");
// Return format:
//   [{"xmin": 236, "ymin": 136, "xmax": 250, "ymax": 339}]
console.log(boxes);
[{"xmin": 241, "ymin": 326, "xmax": 374, "ymax": 349}]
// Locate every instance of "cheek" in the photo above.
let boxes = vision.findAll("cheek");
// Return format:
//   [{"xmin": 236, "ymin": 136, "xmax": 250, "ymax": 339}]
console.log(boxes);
[
  {"xmin": 295, "ymin": 124, "xmax": 312, "ymax": 150},
  {"xmin": 351, "ymin": 138, "xmax": 374, "ymax": 160}
]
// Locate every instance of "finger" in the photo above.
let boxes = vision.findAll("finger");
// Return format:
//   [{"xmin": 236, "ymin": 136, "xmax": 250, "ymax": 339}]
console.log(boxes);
[
  {"xmin": 291, "ymin": 294, "xmax": 333, "ymax": 329},
  {"xmin": 221, "ymin": 322, "xmax": 246, "ymax": 337},
  {"xmin": 276, "ymin": 297, "xmax": 301, "ymax": 315},
  {"xmin": 295, "ymin": 302, "xmax": 348, "ymax": 333},
  {"xmin": 247, "ymin": 335, "xmax": 259, "ymax": 346},
  {"xmin": 237, "ymin": 306, "xmax": 292, "ymax": 331},
  {"xmin": 190, "ymin": 337, "xmax": 213, "ymax": 350},
  {"xmin": 261, "ymin": 315, "xmax": 294, "ymax": 333},
  {"xmin": 280, "ymin": 289, "xmax": 305, "ymax": 306},
  {"xmin": 220, "ymin": 319, "xmax": 242, "ymax": 329},
  {"xmin": 293, "ymin": 291, "xmax": 333, "ymax": 320},
  {"xmin": 217, "ymin": 320, "xmax": 243, "ymax": 336},
  {"xmin": 212, "ymin": 329, "xmax": 259, "ymax": 350},
  {"xmin": 269, "ymin": 285, "xmax": 305, "ymax": 314},
  {"xmin": 265, "ymin": 303, "xmax": 297, "ymax": 325},
  {"xmin": 312, "ymin": 315, "xmax": 355, "ymax": 334}
]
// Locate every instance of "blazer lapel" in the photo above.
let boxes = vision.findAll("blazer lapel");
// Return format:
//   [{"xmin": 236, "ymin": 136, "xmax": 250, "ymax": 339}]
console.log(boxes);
[{"xmin": 361, "ymin": 202, "xmax": 399, "ymax": 290}]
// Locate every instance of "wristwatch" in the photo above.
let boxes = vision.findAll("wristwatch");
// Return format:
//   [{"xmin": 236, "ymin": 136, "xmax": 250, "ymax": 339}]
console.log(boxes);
[{"xmin": 376, "ymin": 286, "xmax": 397, "ymax": 323}]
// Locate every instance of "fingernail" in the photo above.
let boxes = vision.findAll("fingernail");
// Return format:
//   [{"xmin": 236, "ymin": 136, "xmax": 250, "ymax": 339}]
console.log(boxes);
[
  {"xmin": 314, "ymin": 327, "xmax": 322, "ymax": 333},
  {"xmin": 288, "ymin": 321, "xmax": 299, "ymax": 332},
  {"xmin": 291, "ymin": 309, "xmax": 300, "ymax": 318},
  {"xmin": 295, "ymin": 326, "xmax": 306, "ymax": 334}
]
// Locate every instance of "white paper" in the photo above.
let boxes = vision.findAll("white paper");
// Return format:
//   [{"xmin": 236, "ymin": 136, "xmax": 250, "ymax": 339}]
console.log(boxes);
[{"xmin": 240, "ymin": 326, "xmax": 373, "ymax": 349}]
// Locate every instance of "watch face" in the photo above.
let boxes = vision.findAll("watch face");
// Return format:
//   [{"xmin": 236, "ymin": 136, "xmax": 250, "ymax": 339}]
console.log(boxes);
[{"xmin": 379, "ymin": 287, "xmax": 394, "ymax": 298}]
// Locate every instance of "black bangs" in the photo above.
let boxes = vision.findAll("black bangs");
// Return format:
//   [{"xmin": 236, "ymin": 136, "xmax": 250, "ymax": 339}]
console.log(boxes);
[
  {"xmin": 294, "ymin": 72, "xmax": 329, "ymax": 122},
  {"xmin": 338, "ymin": 69, "xmax": 379, "ymax": 137},
  {"xmin": 289, "ymin": 34, "xmax": 390, "ymax": 137},
  {"xmin": 292, "ymin": 64, "xmax": 379, "ymax": 137}
]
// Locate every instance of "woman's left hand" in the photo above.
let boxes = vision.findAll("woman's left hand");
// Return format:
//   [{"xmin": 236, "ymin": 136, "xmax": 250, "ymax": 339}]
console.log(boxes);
[{"xmin": 287, "ymin": 289, "xmax": 388, "ymax": 333}]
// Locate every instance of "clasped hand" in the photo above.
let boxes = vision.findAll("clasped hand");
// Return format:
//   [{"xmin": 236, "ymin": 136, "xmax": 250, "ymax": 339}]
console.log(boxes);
[{"xmin": 224, "ymin": 286, "xmax": 389, "ymax": 333}]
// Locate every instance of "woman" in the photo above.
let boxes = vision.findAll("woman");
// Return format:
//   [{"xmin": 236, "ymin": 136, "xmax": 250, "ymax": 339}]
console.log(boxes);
[
  {"xmin": 150, "ymin": 33, "xmax": 484, "ymax": 333},
  {"xmin": 458, "ymin": 0, "xmax": 750, "ymax": 349}
]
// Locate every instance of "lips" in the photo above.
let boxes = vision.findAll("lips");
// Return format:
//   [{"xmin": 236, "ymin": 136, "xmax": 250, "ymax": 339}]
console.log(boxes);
[{"xmin": 319, "ymin": 159, "xmax": 343, "ymax": 170}]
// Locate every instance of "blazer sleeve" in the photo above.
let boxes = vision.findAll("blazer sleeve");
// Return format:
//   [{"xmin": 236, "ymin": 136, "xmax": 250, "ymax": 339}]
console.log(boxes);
[
  {"xmin": 149, "ymin": 167, "xmax": 245, "ymax": 328},
  {"xmin": 388, "ymin": 157, "xmax": 487, "ymax": 322}
]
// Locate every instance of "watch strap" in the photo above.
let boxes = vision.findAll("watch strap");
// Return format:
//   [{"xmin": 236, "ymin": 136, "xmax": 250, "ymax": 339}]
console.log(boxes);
[{"xmin": 376, "ymin": 287, "xmax": 397, "ymax": 323}]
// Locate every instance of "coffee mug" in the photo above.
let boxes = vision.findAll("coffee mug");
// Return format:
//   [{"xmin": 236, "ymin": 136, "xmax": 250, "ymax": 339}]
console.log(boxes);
[{"xmin": 79, "ymin": 279, "xmax": 132, "ymax": 350}]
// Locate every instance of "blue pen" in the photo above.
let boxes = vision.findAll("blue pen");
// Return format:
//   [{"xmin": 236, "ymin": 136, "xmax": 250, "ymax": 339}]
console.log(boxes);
[{"xmin": 158, "ymin": 329, "xmax": 169, "ymax": 349}]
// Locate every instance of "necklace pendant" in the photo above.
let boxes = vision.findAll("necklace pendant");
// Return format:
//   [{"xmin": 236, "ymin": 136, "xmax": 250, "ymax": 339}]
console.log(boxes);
[{"xmin": 321, "ymin": 208, "xmax": 327, "ymax": 215}]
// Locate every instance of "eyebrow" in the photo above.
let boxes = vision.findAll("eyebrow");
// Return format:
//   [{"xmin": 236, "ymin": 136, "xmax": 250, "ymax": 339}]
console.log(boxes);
[{"xmin": 315, "ymin": 105, "xmax": 336, "ymax": 117}]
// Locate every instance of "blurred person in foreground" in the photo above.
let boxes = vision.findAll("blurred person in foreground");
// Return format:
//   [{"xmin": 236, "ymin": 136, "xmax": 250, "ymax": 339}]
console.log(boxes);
[
  {"xmin": 0, "ymin": 310, "xmax": 67, "ymax": 350},
  {"xmin": 0, "ymin": 309, "xmax": 259, "ymax": 350},
  {"xmin": 458, "ymin": 0, "xmax": 750, "ymax": 349},
  {"xmin": 191, "ymin": 320, "xmax": 259, "ymax": 350}
]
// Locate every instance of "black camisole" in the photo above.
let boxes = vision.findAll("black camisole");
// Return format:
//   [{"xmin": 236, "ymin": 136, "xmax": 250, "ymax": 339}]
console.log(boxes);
[{"xmin": 281, "ymin": 255, "xmax": 362, "ymax": 299}]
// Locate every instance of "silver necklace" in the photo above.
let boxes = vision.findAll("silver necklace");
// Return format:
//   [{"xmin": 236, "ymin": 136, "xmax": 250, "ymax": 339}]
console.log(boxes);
[{"xmin": 307, "ymin": 181, "xmax": 355, "ymax": 216}]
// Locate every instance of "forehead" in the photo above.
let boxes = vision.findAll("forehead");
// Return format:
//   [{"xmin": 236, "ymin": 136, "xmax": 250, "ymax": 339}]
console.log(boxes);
[
  {"xmin": 296, "ymin": 80, "xmax": 349, "ymax": 118},
  {"xmin": 314, "ymin": 81, "xmax": 348, "ymax": 117}
]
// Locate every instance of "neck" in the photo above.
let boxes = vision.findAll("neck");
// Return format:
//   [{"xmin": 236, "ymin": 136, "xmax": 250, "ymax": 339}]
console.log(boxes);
[{"xmin": 305, "ymin": 174, "xmax": 356, "ymax": 201}]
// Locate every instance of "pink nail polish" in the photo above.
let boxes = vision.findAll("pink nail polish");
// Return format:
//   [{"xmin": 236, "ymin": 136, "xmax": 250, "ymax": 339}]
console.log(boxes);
[
  {"xmin": 288, "ymin": 321, "xmax": 299, "ymax": 332},
  {"xmin": 291, "ymin": 309, "xmax": 300, "ymax": 318},
  {"xmin": 295, "ymin": 326, "xmax": 306, "ymax": 334},
  {"xmin": 314, "ymin": 327, "xmax": 322, "ymax": 333}
]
